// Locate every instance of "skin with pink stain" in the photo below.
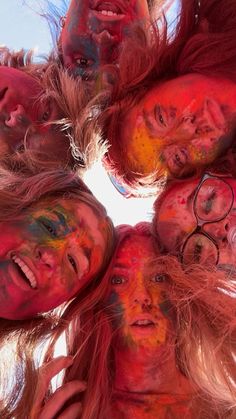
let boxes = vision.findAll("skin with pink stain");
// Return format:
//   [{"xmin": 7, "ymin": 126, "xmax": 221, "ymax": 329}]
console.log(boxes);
[
  {"xmin": 0, "ymin": 66, "xmax": 68, "ymax": 158},
  {"xmin": 60, "ymin": 0, "xmax": 150, "ymax": 78},
  {"xmin": 0, "ymin": 197, "xmax": 107, "ymax": 319},
  {"xmin": 109, "ymin": 234, "xmax": 194, "ymax": 418}
]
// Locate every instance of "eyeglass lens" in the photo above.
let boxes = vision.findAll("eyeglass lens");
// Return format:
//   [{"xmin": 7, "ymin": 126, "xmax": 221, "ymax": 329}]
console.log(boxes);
[
  {"xmin": 195, "ymin": 178, "xmax": 233, "ymax": 221},
  {"xmin": 182, "ymin": 233, "xmax": 218, "ymax": 265},
  {"xmin": 182, "ymin": 177, "xmax": 233, "ymax": 266}
]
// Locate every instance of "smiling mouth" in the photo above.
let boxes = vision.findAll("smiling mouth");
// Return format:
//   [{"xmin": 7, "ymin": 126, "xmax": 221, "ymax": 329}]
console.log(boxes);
[
  {"xmin": 165, "ymin": 148, "xmax": 188, "ymax": 174},
  {"xmin": 91, "ymin": 1, "xmax": 125, "ymax": 20},
  {"xmin": 131, "ymin": 319, "xmax": 155, "ymax": 327},
  {"xmin": 11, "ymin": 254, "xmax": 37, "ymax": 289}
]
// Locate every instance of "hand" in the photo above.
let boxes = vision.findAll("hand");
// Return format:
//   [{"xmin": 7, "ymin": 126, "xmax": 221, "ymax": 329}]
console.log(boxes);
[{"xmin": 31, "ymin": 356, "xmax": 86, "ymax": 419}]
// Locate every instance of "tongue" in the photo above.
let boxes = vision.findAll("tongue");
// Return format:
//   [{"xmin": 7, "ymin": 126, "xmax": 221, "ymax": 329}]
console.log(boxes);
[{"xmin": 96, "ymin": 3, "xmax": 121, "ymax": 13}]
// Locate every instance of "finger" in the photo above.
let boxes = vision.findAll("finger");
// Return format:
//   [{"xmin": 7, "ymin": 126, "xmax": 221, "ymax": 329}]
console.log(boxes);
[
  {"xmin": 38, "ymin": 380, "xmax": 86, "ymax": 419},
  {"xmin": 40, "ymin": 356, "xmax": 74, "ymax": 384},
  {"xmin": 58, "ymin": 402, "xmax": 82, "ymax": 419},
  {"xmin": 34, "ymin": 356, "xmax": 74, "ymax": 414}
]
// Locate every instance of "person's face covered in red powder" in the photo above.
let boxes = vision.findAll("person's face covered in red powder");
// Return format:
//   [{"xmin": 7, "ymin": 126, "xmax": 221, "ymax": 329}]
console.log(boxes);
[
  {"xmin": 0, "ymin": 66, "xmax": 68, "ymax": 159},
  {"xmin": 60, "ymin": 0, "xmax": 150, "ymax": 78},
  {"xmin": 0, "ymin": 197, "xmax": 108, "ymax": 320}
]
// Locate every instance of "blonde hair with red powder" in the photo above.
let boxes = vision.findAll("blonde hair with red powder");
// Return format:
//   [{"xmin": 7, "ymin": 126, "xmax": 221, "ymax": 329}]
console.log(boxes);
[{"xmin": 24, "ymin": 225, "xmax": 236, "ymax": 419}]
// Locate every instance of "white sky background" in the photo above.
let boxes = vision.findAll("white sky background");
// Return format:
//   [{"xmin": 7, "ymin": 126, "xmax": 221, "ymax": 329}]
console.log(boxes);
[{"xmin": 0, "ymin": 0, "xmax": 178, "ymax": 226}]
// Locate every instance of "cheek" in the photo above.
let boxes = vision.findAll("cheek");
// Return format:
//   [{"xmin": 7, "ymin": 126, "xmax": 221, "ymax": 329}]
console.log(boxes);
[
  {"xmin": 107, "ymin": 290, "xmax": 125, "ymax": 330},
  {"xmin": 126, "ymin": 125, "xmax": 164, "ymax": 174}
]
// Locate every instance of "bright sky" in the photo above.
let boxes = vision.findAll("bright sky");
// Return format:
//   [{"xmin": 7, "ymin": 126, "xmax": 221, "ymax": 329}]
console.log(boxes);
[{"xmin": 0, "ymin": 1, "xmax": 175, "ymax": 226}]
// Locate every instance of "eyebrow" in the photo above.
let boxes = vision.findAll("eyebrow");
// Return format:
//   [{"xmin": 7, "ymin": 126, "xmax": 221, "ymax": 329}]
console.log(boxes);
[{"xmin": 113, "ymin": 262, "xmax": 130, "ymax": 270}]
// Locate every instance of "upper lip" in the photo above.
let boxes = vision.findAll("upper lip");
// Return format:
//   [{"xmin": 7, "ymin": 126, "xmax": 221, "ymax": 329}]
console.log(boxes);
[
  {"xmin": 90, "ymin": 0, "xmax": 127, "ymax": 17},
  {"xmin": 130, "ymin": 315, "xmax": 156, "ymax": 326}
]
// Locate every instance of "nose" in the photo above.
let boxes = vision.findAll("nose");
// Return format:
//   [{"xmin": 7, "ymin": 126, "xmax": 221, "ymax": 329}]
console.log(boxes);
[
  {"xmin": 5, "ymin": 104, "xmax": 30, "ymax": 127},
  {"xmin": 92, "ymin": 30, "xmax": 114, "ymax": 45},
  {"xmin": 133, "ymin": 280, "xmax": 152, "ymax": 308},
  {"xmin": 203, "ymin": 218, "xmax": 230, "ymax": 242},
  {"xmin": 35, "ymin": 247, "xmax": 57, "ymax": 269}
]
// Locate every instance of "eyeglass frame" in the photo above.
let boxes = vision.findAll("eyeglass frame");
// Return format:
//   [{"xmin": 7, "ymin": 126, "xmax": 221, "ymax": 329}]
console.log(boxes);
[{"xmin": 180, "ymin": 173, "xmax": 234, "ymax": 265}]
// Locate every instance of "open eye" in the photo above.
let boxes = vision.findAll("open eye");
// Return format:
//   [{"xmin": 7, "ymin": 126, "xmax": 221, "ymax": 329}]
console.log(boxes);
[
  {"xmin": 42, "ymin": 110, "xmax": 50, "ymax": 121},
  {"xmin": 111, "ymin": 275, "xmax": 126, "ymax": 285},
  {"xmin": 41, "ymin": 101, "xmax": 52, "ymax": 122},
  {"xmin": 76, "ymin": 57, "xmax": 94, "ymax": 68},
  {"xmin": 15, "ymin": 142, "xmax": 25, "ymax": 153},
  {"xmin": 151, "ymin": 273, "xmax": 168, "ymax": 283},
  {"xmin": 155, "ymin": 105, "xmax": 167, "ymax": 127},
  {"xmin": 68, "ymin": 254, "xmax": 78, "ymax": 274}
]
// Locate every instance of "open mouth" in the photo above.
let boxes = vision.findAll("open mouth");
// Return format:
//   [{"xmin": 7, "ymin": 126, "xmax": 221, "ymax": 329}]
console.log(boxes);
[
  {"xmin": 165, "ymin": 147, "xmax": 188, "ymax": 174},
  {"xmin": 91, "ymin": 1, "xmax": 125, "ymax": 20},
  {"xmin": 11, "ymin": 254, "xmax": 37, "ymax": 289},
  {"xmin": 131, "ymin": 319, "xmax": 155, "ymax": 328},
  {"xmin": 0, "ymin": 87, "xmax": 8, "ymax": 101}
]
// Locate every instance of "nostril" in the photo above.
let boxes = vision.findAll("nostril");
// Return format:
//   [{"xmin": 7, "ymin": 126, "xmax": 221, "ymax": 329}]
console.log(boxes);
[
  {"xmin": 225, "ymin": 223, "xmax": 230, "ymax": 231},
  {"xmin": 5, "ymin": 104, "xmax": 26, "ymax": 127}
]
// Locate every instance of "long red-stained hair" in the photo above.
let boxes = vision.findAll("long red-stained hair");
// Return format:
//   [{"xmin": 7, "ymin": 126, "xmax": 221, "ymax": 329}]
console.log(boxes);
[
  {"xmin": 0, "ymin": 163, "xmax": 115, "ymax": 419},
  {"xmin": 27, "ymin": 224, "xmax": 236, "ymax": 419},
  {"xmin": 99, "ymin": 0, "xmax": 236, "ymax": 192}
]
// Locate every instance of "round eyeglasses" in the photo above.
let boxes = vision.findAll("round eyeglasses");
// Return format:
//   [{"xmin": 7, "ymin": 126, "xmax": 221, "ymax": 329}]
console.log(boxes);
[{"xmin": 181, "ymin": 173, "xmax": 234, "ymax": 266}]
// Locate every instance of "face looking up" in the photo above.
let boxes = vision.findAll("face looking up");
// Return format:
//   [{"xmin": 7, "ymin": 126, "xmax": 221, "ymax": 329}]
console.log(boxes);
[
  {"xmin": 61, "ymin": 0, "xmax": 150, "ymax": 78},
  {"xmin": 155, "ymin": 174, "xmax": 236, "ymax": 270},
  {"xmin": 0, "ymin": 197, "xmax": 108, "ymax": 319},
  {"xmin": 121, "ymin": 74, "xmax": 236, "ymax": 178},
  {"xmin": 109, "ymin": 234, "xmax": 170, "ymax": 349},
  {"xmin": 0, "ymin": 66, "xmax": 69, "ymax": 159}
]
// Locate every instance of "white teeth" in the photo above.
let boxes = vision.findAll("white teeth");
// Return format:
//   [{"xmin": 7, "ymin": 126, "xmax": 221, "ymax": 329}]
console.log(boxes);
[
  {"xmin": 134, "ymin": 319, "xmax": 154, "ymax": 326},
  {"xmin": 12, "ymin": 255, "xmax": 37, "ymax": 289},
  {"xmin": 100, "ymin": 10, "xmax": 118, "ymax": 16}
]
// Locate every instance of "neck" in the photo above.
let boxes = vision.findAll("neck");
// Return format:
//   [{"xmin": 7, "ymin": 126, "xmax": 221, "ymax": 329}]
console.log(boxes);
[{"xmin": 114, "ymin": 342, "xmax": 191, "ymax": 396}]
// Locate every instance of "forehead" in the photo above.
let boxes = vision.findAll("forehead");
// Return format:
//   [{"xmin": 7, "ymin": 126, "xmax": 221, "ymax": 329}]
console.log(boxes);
[
  {"xmin": 27, "ymin": 197, "xmax": 97, "ymax": 222},
  {"xmin": 0, "ymin": 66, "xmax": 41, "ymax": 89},
  {"xmin": 140, "ymin": 74, "xmax": 222, "ymax": 110},
  {"xmin": 158, "ymin": 180, "xmax": 199, "ymax": 215},
  {"xmin": 116, "ymin": 234, "xmax": 156, "ymax": 263}
]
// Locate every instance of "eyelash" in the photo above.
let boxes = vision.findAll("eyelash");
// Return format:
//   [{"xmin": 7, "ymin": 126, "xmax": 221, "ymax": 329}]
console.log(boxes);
[
  {"xmin": 111, "ymin": 275, "xmax": 126, "ymax": 285},
  {"xmin": 155, "ymin": 105, "xmax": 167, "ymax": 127},
  {"xmin": 39, "ymin": 219, "xmax": 57, "ymax": 237},
  {"xmin": 68, "ymin": 254, "xmax": 78, "ymax": 274}
]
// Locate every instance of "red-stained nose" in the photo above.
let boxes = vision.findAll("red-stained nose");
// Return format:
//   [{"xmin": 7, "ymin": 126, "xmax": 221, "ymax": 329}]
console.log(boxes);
[
  {"xmin": 133, "ymin": 280, "xmax": 152, "ymax": 307},
  {"xmin": 203, "ymin": 218, "xmax": 230, "ymax": 241},
  {"xmin": 5, "ymin": 104, "xmax": 29, "ymax": 127},
  {"xmin": 36, "ymin": 247, "xmax": 57, "ymax": 269}
]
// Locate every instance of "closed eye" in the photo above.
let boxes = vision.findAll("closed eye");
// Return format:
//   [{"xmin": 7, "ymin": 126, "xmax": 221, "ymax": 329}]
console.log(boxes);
[
  {"xmin": 68, "ymin": 254, "xmax": 78, "ymax": 274},
  {"xmin": 39, "ymin": 219, "xmax": 57, "ymax": 237}
]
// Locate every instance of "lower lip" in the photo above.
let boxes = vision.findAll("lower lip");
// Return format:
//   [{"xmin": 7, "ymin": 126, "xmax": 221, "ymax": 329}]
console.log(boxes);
[
  {"xmin": 131, "ymin": 325, "xmax": 155, "ymax": 336},
  {"xmin": 8, "ymin": 262, "xmax": 33, "ymax": 292}
]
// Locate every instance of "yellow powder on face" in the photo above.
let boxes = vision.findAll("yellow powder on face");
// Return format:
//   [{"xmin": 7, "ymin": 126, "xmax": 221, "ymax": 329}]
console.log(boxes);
[{"xmin": 126, "ymin": 125, "xmax": 165, "ymax": 175}]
